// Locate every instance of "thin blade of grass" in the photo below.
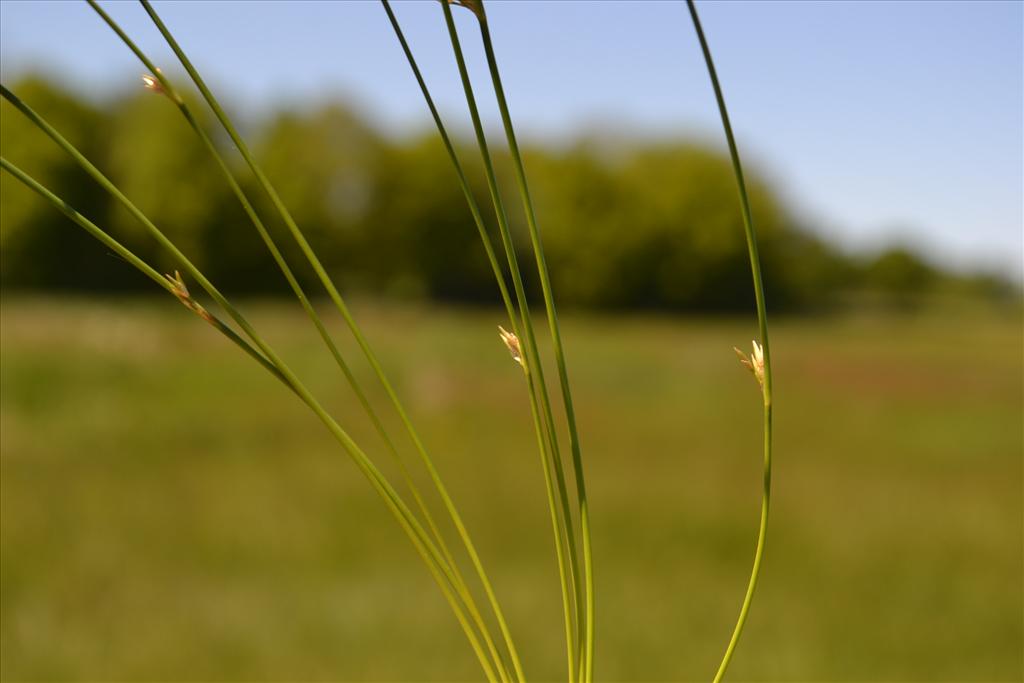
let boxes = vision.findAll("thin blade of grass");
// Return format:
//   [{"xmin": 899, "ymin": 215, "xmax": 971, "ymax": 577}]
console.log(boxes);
[
  {"xmin": 83, "ymin": 5, "xmax": 508, "ymax": 678},
  {"xmin": 438, "ymin": 3, "xmax": 585, "ymax": 680},
  {"xmin": 1, "ymin": 84, "xmax": 499, "ymax": 682},
  {"xmin": 0, "ymin": 155, "xmax": 289, "ymax": 388},
  {"xmin": 134, "ymin": 2, "xmax": 516, "ymax": 676},
  {"xmin": 684, "ymin": 3, "xmax": 774, "ymax": 681},
  {"xmin": 461, "ymin": 3, "xmax": 595, "ymax": 679}
]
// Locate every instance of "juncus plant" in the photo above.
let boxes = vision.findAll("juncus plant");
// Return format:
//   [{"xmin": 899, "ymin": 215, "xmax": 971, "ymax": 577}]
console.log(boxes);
[{"xmin": 0, "ymin": 1, "xmax": 772, "ymax": 681}]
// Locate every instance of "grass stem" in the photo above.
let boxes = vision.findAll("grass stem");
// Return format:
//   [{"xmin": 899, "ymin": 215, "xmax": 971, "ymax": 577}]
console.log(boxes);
[
  {"xmin": 1, "ymin": 83, "xmax": 499, "ymax": 682},
  {"xmin": 0, "ymin": 156, "xmax": 288, "ymax": 388},
  {"xmin": 129, "ymin": 4, "xmax": 526, "ymax": 677},
  {"xmin": 439, "ymin": 3, "xmax": 584, "ymax": 679},
  {"xmin": 380, "ymin": 3, "xmax": 537, "ymax": 677},
  {"xmin": 84, "ymin": 5, "xmax": 510, "ymax": 678},
  {"xmin": 472, "ymin": 7, "xmax": 595, "ymax": 679},
  {"xmin": 684, "ymin": 3, "xmax": 774, "ymax": 681}
]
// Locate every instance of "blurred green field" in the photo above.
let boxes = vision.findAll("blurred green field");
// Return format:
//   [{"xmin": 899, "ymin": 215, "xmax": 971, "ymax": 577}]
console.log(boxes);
[{"xmin": 1, "ymin": 298, "xmax": 1021, "ymax": 682}]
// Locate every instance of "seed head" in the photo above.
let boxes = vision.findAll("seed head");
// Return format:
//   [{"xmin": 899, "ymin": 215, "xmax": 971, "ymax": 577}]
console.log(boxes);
[
  {"xmin": 165, "ymin": 270, "xmax": 189, "ymax": 299},
  {"xmin": 141, "ymin": 73, "xmax": 164, "ymax": 94},
  {"xmin": 141, "ymin": 69, "xmax": 182, "ymax": 103},
  {"xmin": 734, "ymin": 339, "xmax": 765, "ymax": 388},
  {"xmin": 165, "ymin": 270, "xmax": 213, "ymax": 324},
  {"xmin": 498, "ymin": 325, "xmax": 526, "ymax": 371}
]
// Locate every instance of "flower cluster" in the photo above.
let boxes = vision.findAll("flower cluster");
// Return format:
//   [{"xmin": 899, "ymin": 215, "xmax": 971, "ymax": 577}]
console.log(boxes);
[
  {"xmin": 734, "ymin": 340, "xmax": 765, "ymax": 388},
  {"xmin": 498, "ymin": 325, "xmax": 525, "ymax": 371}
]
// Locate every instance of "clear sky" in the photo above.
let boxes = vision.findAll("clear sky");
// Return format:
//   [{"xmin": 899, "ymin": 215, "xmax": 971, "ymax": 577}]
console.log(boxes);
[{"xmin": 2, "ymin": 1, "xmax": 1022, "ymax": 278}]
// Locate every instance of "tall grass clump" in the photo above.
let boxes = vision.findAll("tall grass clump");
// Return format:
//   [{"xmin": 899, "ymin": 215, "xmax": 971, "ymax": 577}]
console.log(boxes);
[
  {"xmin": 0, "ymin": 1, "xmax": 773, "ymax": 680},
  {"xmin": 382, "ymin": 2, "xmax": 594, "ymax": 679}
]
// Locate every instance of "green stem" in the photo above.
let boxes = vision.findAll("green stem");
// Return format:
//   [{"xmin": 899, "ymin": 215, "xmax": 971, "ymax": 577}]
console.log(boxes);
[
  {"xmin": 379, "ymin": 0, "xmax": 517, "ymax": 328},
  {"xmin": 525, "ymin": 367, "xmax": 579, "ymax": 682},
  {"xmin": 0, "ymin": 156, "xmax": 288, "ymax": 388},
  {"xmin": 471, "ymin": 6, "xmax": 594, "ymax": 681},
  {"xmin": 1, "ymin": 84, "xmax": 498, "ymax": 682},
  {"xmin": 85, "ymin": 0, "xmax": 374, "ymax": 436},
  {"xmin": 380, "ymin": 4, "xmax": 536, "ymax": 677},
  {"xmin": 84, "ymin": 5, "xmax": 508, "ymax": 679},
  {"xmin": 131, "ymin": 4, "xmax": 521, "ymax": 678},
  {"xmin": 684, "ymin": 3, "xmax": 773, "ymax": 681},
  {"xmin": 440, "ymin": 4, "xmax": 582, "ymax": 681}
]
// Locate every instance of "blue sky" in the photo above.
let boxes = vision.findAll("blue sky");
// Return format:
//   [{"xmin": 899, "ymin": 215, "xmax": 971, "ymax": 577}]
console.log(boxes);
[{"xmin": 2, "ymin": 1, "xmax": 1022, "ymax": 278}]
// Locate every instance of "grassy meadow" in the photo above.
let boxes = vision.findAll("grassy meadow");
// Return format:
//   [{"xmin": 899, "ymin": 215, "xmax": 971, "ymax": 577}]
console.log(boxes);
[{"xmin": 1, "ymin": 297, "xmax": 1021, "ymax": 681}]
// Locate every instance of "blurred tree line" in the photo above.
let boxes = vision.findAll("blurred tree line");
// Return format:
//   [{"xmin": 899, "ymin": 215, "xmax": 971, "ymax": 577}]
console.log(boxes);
[{"xmin": 1, "ymin": 76, "xmax": 1015, "ymax": 312}]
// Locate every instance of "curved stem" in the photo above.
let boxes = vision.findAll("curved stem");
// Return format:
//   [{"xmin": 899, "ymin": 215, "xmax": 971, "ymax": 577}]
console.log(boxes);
[
  {"xmin": 439, "ymin": 4, "xmax": 582, "ymax": 680},
  {"xmin": 472, "ymin": 9, "xmax": 595, "ymax": 680},
  {"xmin": 684, "ymin": 3, "xmax": 774, "ymax": 681},
  {"xmin": 379, "ymin": 3, "xmax": 531, "ymax": 680},
  {"xmin": 130, "ymin": 4, "xmax": 516, "ymax": 677},
  {"xmin": 380, "ymin": 0, "xmax": 518, "ymax": 330},
  {"xmin": 0, "ymin": 156, "xmax": 287, "ymax": 388},
  {"xmin": 2, "ymin": 83, "xmax": 498, "ymax": 682},
  {"xmin": 84, "ymin": 5, "xmax": 508, "ymax": 678},
  {"xmin": 133, "ymin": 8, "xmax": 513, "ymax": 677}
]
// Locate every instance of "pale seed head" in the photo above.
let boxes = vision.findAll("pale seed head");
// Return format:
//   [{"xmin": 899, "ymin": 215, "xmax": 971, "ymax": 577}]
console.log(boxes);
[
  {"xmin": 498, "ymin": 325, "xmax": 525, "ymax": 370},
  {"xmin": 165, "ymin": 270, "xmax": 189, "ymax": 299},
  {"xmin": 734, "ymin": 340, "xmax": 765, "ymax": 388},
  {"xmin": 164, "ymin": 270, "xmax": 213, "ymax": 324},
  {"xmin": 751, "ymin": 340, "xmax": 764, "ymax": 369},
  {"xmin": 141, "ymin": 73, "xmax": 164, "ymax": 94}
]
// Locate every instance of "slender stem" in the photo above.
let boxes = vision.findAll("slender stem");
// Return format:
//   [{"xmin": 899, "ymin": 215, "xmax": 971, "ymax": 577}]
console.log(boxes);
[
  {"xmin": 380, "ymin": 4, "xmax": 536, "ymax": 677},
  {"xmin": 525, "ymin": 368, "xmax": 578, "ymax": 681},
  {"xmin": 0, "ymin": 156, "xmax": 288, "ymax": 388},
  {"xmin": 2, "ymin": 83, "xmax": 499, "ymax": 681},
  {"xmin": 685, "ymin": 3, "xmax": 773, "ymax": 682},
  {"xmin": 379, "ymin": 0, "xmax": 517, "ymax": 328},
  {"xmin": 471, "ymin": 6, "xmax": 595, "ymax": 681},
  {"xmin": 439, "ymin": 4, "xmax": 582, "ymax": 680},
  {"xmin": 131, "ymin": 4, "xmax": 520, "ymax": 677},
  {"xmin": 84, "ymin": 6, "xmax": 509, "ymax": 678},
  {"xmin": 86, "ymin": 0, "xmax": 382, "ymax": 451}
]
